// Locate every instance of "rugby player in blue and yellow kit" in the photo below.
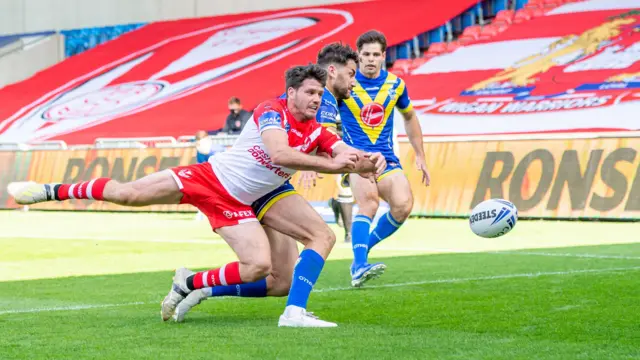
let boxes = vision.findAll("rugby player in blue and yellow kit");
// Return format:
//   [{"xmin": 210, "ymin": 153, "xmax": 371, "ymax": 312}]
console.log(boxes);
[{"xmin": 342, "ymin": 31, "xmax": 431, "ymax": 287}]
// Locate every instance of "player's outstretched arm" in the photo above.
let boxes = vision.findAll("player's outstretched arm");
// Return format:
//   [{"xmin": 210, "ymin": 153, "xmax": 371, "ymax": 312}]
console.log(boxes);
[
  {"xmin": 261, "ymin": 128, "xmax": 358, "ymax": 174},
  {"xmin": 332, "ymin": 142, "xmax": 386, "ymax": 178}
]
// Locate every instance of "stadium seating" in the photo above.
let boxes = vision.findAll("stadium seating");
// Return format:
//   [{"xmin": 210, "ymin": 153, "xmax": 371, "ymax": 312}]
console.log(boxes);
[{"xmin": 61, "ymin": 23, "xmax": 145, "ymax": 57}]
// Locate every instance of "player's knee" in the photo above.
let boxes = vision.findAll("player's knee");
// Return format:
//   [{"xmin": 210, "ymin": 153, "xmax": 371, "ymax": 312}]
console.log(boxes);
[
  {"xmin": 358, "ymin": 196, "xmax": 379, "ymax": 218},
  {"xmin": 391, "ymin": 196, "xmax": 413, "ymax": 222},
  {"xmin": 313, "ymin": 227, "xmax": 336, "ymax": 250},
  {"xmin": 269, "ymin": 277, "xmax": 292, "ymax": 297},
  {"xmin": 244, "ymin": 260, "xmax": 272, "ymax": 282},
  {"xmin": 110, "ymin": 182, "xmax": 140, "ymax": 206}
]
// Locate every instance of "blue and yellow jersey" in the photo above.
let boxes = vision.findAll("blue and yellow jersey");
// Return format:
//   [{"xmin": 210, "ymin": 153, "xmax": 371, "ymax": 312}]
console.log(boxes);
[
  {"xmin": 316, "ymin": 88, "xmax": 340, "ymax": 130},
  {"xmin": 339, "ymin": 69, "xmax": 413, "ymax": 163}
]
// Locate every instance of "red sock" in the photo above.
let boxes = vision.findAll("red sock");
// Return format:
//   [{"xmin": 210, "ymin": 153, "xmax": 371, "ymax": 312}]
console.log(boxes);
[
  {"xmin": 189, "ymin": 262, "xmax": 242, "ymax": 290},
  {"xmin": 55, "ymin": 178, "xmax": 111, "ymax": 201}
]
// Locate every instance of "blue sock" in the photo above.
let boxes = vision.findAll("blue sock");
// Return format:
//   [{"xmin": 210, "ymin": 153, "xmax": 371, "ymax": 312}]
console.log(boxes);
[
  {"xmin": 351, "ymin": 215, "xmax": 372, "ymax": 267},
  {"xmin": 209, "ymin": 278, "xmax": 267, "ymax": 298},
  {"xmin": 369, "ymin": 212, "xmax": 403, "ymax": 251},
  {"xmin": 285, "ymin": 249, "xmax": 325, "ymax": 309}
]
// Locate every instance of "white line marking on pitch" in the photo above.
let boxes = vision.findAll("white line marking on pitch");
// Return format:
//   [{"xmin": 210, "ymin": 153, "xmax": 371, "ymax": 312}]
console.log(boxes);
[
  {"xmin": 313, "ymin": 266, "xmax": 640, "ymax": 292},
  {"xmin": 0, "ymin": 234, "xmax": 226, "ymax": 245},
  {"xmin": 2, "ymin": 266, "xmax": 639, "ymax": 315},
  {"xmin": 0, "ymin": 302, "xmax": 145, "ymax": 315},
  {"xmin": 492, "ymin": 251, "xmax": 640, "ymax": 260}
]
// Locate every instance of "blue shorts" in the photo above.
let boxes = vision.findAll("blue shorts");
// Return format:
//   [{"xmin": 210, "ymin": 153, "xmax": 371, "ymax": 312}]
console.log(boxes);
[
  {"xmin": 340, "ymin": 160, "xmax": 403, "ymax": 187},
  {"xmin": 377, "ymin": 161, "xmax": 403, "ymax": 182},
  {"xmin": 251, "ymin": 181, "xmax": 297, "ymax": 221}
]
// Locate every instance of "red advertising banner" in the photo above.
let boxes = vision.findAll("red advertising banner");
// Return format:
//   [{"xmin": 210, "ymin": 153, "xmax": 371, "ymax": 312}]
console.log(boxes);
[{"xmin": 0, "ymin": 0, "xmax": 478, "ymax": 145}]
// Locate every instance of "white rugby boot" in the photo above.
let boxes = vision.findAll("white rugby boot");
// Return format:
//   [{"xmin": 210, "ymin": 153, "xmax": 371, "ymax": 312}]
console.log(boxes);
[
  {"xmin": 278, "ymin": 306, "xmax": 337, "ymax": 328},
  {"xmin": 161, "ymin": 267, "xmax": 193, "ymax": 321},
  {"xmin": 7, "ymin": 182, "xmax": 51, "ymax": 205},
  {"xmin": 173, "ymin": 288, "xmax": 209, "ymax": 322}
]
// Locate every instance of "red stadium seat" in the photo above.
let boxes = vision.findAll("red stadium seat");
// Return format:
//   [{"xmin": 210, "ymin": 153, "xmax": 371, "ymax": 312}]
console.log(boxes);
[
  {"xmin": 527, "ymin": 7, "xmax": 546, "ymax": 17},
  {"xmin": 478, "ymin": 24, "xmax": 500, "ymax": 40},
  {"xmin": 427, "ymin": 42, "xmax": 448, "ymax": 55},
  {"xmin": 514, "ymin": 9, "xmax": 533, "ymax": 23},
  {"xmin": 390, "ymin": 59, "xmax": 413, "ymax": 75},
  {"xmin": 447, "ymin": 41, "xmax": 461, "ymax": 52},
  {"xmin": 461, "ymin": 25, "xmax": 482, "ymax": 39},
  {"xmin": 524, "ymin": 2, "xmax": 543, "ymax": 10},
  {"xmin": 494, "ymin": 22, "xmax": 510, "ymax": 33},
  {"xmin": 542, "ymin": 0, "xmax": 561, "ymax": 8},
  {"xmin": 495, "ymin": 9, "xmax": 515, "ymax": 24}
]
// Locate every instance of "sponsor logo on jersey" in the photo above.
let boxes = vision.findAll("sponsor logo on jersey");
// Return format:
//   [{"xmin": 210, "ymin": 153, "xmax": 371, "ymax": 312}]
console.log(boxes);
[
  {"xmin": 360, "ymin": 102, "xmax": 385, "ymax": 127},
  {"xmin": 258, "ymin": 111, "xmax": 283, "ymax": 130},
  {"xmin": 247, "ymin": 145, "xmax": 293, "ymax": 179}
]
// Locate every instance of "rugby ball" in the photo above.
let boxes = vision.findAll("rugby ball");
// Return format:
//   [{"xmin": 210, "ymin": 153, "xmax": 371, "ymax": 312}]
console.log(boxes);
[{"xmin": 469, "ymin": 199, "xmax": 518, "ymax": 238}]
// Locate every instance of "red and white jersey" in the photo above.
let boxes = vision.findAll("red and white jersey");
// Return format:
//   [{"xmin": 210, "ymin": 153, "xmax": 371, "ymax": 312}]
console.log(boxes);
[{"xmin": 209, "ymin": 98, "xmax": 341, "ymax": 205}]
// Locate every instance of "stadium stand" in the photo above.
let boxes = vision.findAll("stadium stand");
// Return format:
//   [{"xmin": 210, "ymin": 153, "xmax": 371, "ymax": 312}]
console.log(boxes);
[{"xmin": 1, "ymin": 0, "xmax": 639, "ymax": 220}]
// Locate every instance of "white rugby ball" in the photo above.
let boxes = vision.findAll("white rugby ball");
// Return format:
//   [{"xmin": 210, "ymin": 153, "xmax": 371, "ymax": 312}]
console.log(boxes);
[{"xmin": 469, "ymin": 199, "xmax": 518, "ymax": 238}]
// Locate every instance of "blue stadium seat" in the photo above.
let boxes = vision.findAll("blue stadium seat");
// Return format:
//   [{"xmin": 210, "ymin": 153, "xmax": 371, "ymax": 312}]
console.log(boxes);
[
  {"xmin": 493, "ymin": 0, "xmax": 509, "ymax": 12},
  {"xmin": 395, "ymin": 41, "xmax": 412, "ymax": 59},
  {"xmin": 428, "ymin": 25, "xmax": 446, "ymax": 43},
  {"xmin": 61, "ymin": 23, "xmax": 145, "ymax": 57},
  {"xmin": 515, "ymin": 0, "xmax": 528, "ymax": 9},
  {"xmin": 461, "ymin": 9, "xmax": 478, "ymax": 28},
  {"xmin": 417, "ymin": 32, "xmax": 430, "ymax": 49},
  {"xmin": 451, "ymin": 14, "xmax": 464, "ymax": 34}
]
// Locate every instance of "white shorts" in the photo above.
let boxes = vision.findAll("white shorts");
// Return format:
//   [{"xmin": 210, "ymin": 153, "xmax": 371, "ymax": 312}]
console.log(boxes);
[{"xmin": 335, "ymin": 174, "xmax": 353, "ymax": 204}]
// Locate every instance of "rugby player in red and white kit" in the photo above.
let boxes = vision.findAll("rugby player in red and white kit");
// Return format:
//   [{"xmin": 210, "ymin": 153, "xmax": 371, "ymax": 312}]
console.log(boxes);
[{"xmin": 8, "ymin": 64, "xmax": 385, "ymax": 327}]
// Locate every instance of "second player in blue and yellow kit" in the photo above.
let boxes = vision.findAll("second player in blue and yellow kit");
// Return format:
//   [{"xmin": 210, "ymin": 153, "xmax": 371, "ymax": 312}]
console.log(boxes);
[
  {"xmin": 342, "ymin": 30, "xmax": 430, "ymax": 287},
  {"xmin": 339, "ymin": 67, "xmax": 413, "ymax": 180}
]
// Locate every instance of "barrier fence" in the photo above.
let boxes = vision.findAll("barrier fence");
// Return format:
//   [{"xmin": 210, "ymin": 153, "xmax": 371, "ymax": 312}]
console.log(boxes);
[{"xmin": 1, "ymin": 137, "xmax": 639, "ymax": 219}]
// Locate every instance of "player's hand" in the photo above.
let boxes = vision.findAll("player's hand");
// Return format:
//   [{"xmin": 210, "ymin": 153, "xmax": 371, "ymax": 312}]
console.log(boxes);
[
  {"xmin": 332, "ymin": 150, "xmax": 358, "ymax": 172},
  {"xmin": 416, "ymin": 155, "xmax": 430, "ymax": 186},
  {"xmin": 365, "ymin": 152, "xmax": 386, "ymax": 178},
  {"xmin": 298, "ymin": 171, "xmax": 322, "ymax": 189}
]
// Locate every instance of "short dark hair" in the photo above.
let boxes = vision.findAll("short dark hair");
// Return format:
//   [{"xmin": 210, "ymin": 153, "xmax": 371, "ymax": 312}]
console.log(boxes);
[
  {"xmin": 356, "ymin": 30, "xmax": 387, "ymax": 52},
  {"xmin": 316, "ymin": 42, "xmax": 359, "ymax": 68},
  {"xmin": 285, "ymin": 64, "xmax": 327, "ymax": 91},
  {"xmin": 228, "ymin": 96, "xmax": 241, "ymax": 105}
]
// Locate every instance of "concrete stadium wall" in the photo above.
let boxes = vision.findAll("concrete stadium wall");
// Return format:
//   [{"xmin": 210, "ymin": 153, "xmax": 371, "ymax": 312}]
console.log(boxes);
[
  {"xmin": 0, "ymin": 0, "xmax": 361, "ymax": 35},
  {"xmin": 0, "ymin": 34, "xmax": 64, "ymax": 88}
]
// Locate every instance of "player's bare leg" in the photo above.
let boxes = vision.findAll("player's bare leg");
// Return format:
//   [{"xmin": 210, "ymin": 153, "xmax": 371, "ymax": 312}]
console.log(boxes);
[
  {"xmin": 370, "ymin": 171, "xmax": 413, "ymax": 251},
  {"xmin": 8, "ymin": 170, "xmax": 183, "ymax": 207},
  {"xmin": 339, "ymin": 202, "xmax": 353, "ymax": 243},
  {"xmin": 348, "ymin": 174, "xmax": 386, "ymax": 287},
  {"xmin": 173, "ymin": 227, "xmax": 299, "ymax": 322},
  {"xmin": 336, "ymin": 175, "xmax": 354, "ymax": 243},
  {"xmin": 260, "ymin": 194, "xmax": 337, "ymax": 327},
  {"xmin": 161, "ymin": 221, "xmax": 272, "ymax": 321}
]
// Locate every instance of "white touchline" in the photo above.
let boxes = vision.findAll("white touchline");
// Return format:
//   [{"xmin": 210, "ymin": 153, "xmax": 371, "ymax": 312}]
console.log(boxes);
[
  {"xmin": 491, "ymin": 251, "xmax": 640, "ymax": 260},
  {"xmin": 2, "ymin": 266, "xmax": 639, "ymax": 316},
  {"xmin": 0, "ymin": 302, "xmax": 145, "ymax": 315},
  {"xmin": 0, "ymin": 234, "xmax": 226, "ymax": 245},
  {"xmin": 313, "ymin": 266, "xmax": 640, "ymax": 292}
]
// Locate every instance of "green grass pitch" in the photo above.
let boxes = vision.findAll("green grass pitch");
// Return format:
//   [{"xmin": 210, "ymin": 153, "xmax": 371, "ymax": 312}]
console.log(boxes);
[{"xmin": 0, "ymin": 211, "xmax": 638, "ymax": 359}]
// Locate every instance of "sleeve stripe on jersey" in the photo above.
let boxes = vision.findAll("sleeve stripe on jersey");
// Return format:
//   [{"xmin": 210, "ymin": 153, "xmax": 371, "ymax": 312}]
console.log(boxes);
[
  {"xmin": 399, "ymin": 103, "xmax": 414, "ymax": 113},
  {"xmin": 259, "ymin": 125, "xmax": 286, "ymax": 134},
  {"xmin": 330, "ymin": 140, "xmax": 344, "ymax": 150}
]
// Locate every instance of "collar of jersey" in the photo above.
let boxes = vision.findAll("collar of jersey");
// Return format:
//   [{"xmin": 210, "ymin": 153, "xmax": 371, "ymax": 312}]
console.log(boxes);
[{"xmin": 356, "ymin": 69, "xmax": 387, "ymax": 83}]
